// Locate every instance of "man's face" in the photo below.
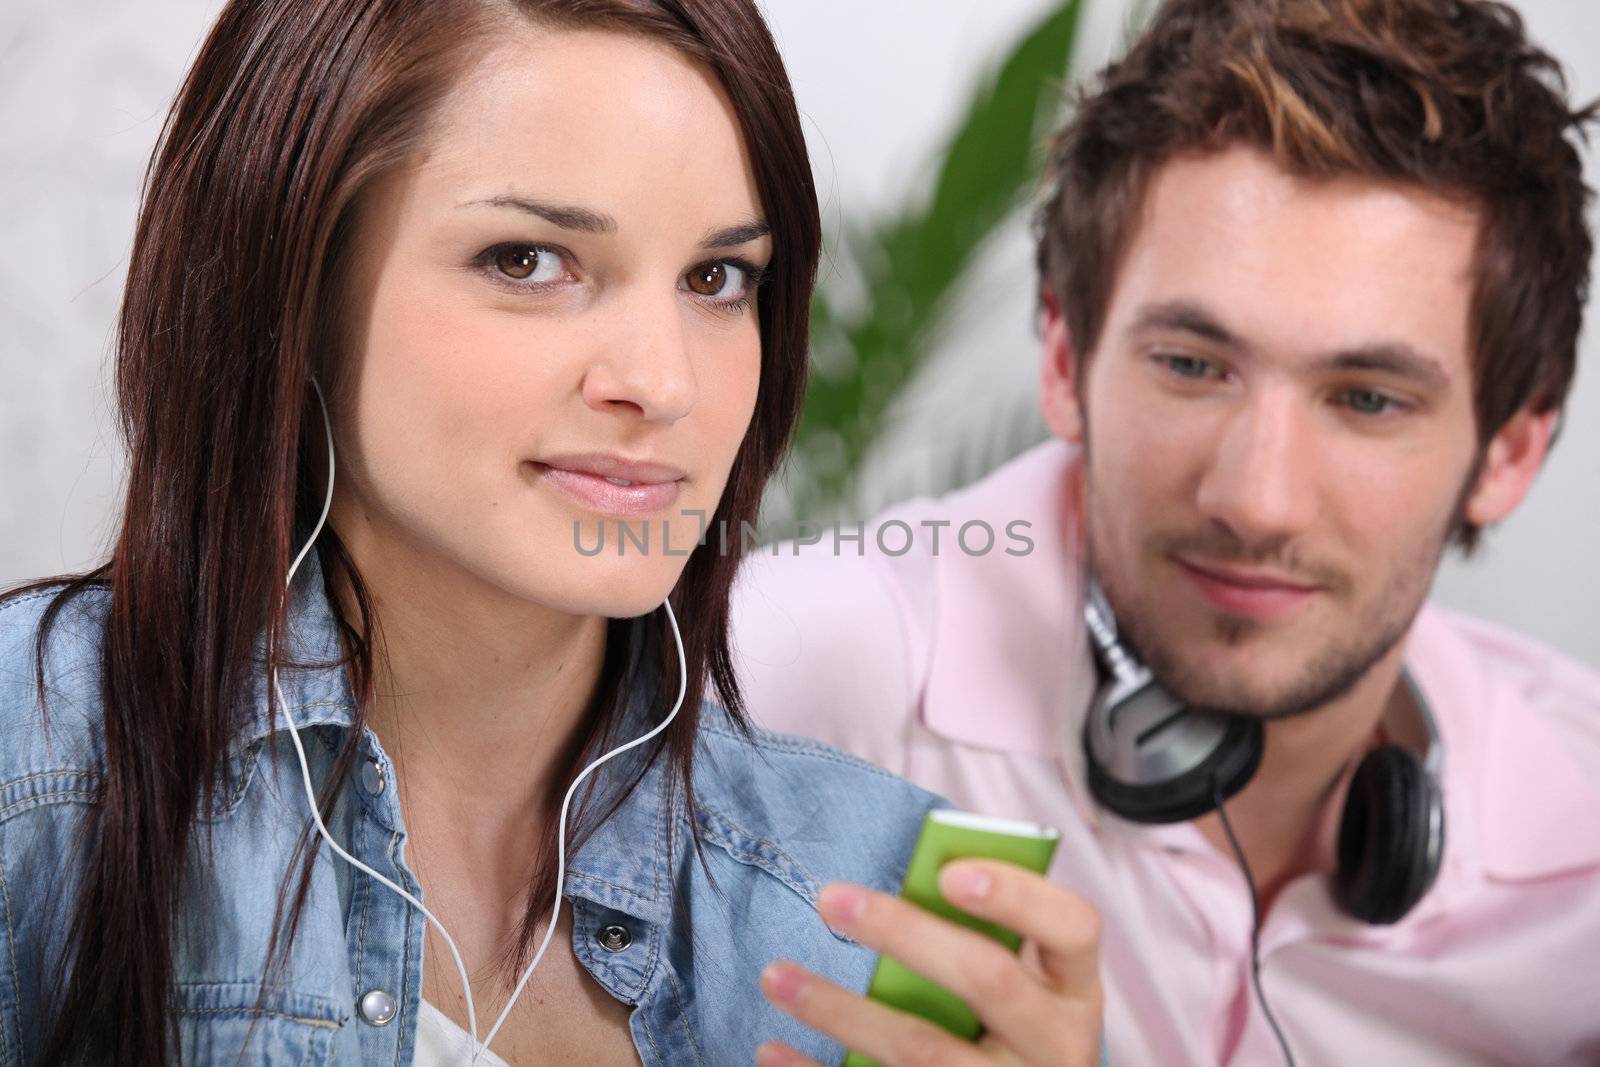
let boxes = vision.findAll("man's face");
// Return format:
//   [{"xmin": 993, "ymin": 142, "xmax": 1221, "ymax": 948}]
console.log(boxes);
[{"xmin": 1044, "ymin": 146, "xmax": 1500, "ymax": 718}]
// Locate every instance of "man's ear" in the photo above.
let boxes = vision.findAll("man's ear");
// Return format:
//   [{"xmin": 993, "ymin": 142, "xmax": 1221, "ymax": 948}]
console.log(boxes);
[
  {"xmin": 1039, "ymin": 287, "xmax": 1086, "ymax": 444},
  {"xmin": 1463, "ymin": 406, "xmax": 1558, "ymax": 527}
]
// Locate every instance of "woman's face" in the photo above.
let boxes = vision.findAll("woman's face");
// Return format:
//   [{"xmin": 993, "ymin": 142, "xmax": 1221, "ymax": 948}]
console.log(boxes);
[{"xmin": 330, "ymin": 25, "xmax": 770, "ymax": 619}]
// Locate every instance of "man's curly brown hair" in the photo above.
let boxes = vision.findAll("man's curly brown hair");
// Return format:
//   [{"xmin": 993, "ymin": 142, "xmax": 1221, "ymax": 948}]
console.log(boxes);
[{"xmin": 1034, "ymin": 0, "xmax": 1597, "ymax": 549}]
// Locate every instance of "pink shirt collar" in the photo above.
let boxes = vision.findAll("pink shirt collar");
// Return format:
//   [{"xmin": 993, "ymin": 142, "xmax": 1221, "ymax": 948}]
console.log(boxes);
[{"xmin": 921, "ymin": 440, "xmax": 1095, "ymax": 756}]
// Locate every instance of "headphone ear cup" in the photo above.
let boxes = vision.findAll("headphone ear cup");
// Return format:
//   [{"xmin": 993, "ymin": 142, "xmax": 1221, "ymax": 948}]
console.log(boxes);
[
  {"xmin": 1334, "ymin": 745, "xmax": 1441, "ymax": 925},
  {"xmin": 1083, "ymin": 707, "xmax": 1264, "ymax": 824}
]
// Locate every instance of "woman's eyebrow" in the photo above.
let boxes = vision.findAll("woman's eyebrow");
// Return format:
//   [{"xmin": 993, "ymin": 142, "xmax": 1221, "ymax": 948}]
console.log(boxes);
[
  {"xmin": 458, "ymin": 194, "xmax": 768, "ymax": 252},
  {"xmin": 700, "ymin": 221, "xmax": 770, "ymax": 249},
  {"xmin": 458, "ymin": 194, "xmax": 617, "ymax": 234}
]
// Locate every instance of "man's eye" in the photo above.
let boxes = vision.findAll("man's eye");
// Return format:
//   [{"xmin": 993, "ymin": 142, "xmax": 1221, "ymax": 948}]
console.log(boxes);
[
  {"xmin": 1342, "ymin": 388, "xmax": 1402, "ymax": 416},
  {"xmin": 1163, "ymin": 354, "xmax": 1217, "ymax": 379},
  {"xmin": 490, "ymin": 245, "xmax": 567, "ymax": 284}
]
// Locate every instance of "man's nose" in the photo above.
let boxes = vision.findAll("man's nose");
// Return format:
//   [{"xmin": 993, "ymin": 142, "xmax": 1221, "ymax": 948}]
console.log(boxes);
[
  {"xmin": 1195, "ymin": 390, "xmax": 1320, "ymax": 548},
  {"xmin": 579, "ymin": 288, "xmax": 698, "ymax": 425}
]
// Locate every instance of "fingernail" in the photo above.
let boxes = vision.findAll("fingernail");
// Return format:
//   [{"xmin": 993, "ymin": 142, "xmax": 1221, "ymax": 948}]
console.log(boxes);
[
  {"xmin": 818, "ymin": 883, "xmax": 867, "ymax": 925},
  {"xmin": 756, "ymin": 1042, "xmax": 796, "ymax": 1067},
  {"xmin": 762, "ymin": 962, "xmax": 807, "ymax": 1006},
  {"xmin": 940, "ymin": 863, "xmax": 992, "ymax": 903}
]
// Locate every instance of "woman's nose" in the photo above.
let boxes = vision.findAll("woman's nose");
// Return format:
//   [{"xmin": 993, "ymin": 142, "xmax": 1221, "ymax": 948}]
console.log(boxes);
[{"xmin": 580, "ymin": 291, "xmax": 698, "ymax": 424}]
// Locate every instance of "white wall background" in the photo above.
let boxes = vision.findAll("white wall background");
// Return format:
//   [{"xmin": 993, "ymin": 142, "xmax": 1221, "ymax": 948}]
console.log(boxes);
[{"xmin": 2, "ymin": 1, "xmax": 1596, "ymax": 666}]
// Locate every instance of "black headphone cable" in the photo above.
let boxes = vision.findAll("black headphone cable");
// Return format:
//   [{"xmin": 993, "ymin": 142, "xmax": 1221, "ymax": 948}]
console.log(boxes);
[{"xmin": 1212, "ymin": 779, "xmax": 1299, "ymax": 1067}]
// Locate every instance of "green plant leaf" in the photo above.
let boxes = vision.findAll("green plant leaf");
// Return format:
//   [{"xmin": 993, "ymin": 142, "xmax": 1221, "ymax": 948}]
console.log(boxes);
[{"xmin": 786, "ymin": 0, "xmax": 1086, "ymax": 522}]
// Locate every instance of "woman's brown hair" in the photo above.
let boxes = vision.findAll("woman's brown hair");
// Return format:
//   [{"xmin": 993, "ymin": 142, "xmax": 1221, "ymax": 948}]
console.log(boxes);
[{"xmin": 8, "ymin": 0, "xmax": 819, "ymax": 1060}]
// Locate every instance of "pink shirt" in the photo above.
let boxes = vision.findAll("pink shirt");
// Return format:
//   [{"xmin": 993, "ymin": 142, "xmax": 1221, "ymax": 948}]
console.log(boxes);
[{"xmin": 730, "ymin": 440, "xmax": 1600, "ymax": 1066}]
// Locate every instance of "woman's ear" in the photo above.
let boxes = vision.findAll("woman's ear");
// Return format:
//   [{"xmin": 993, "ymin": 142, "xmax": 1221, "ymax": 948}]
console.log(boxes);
[
  {"xmin": 1463, "ymin": 406, "xmax": 1558, "ymax": 527},
  {"xmin": 1039, "ymin": 287, "xmax": 1086, "ymax": 444}
]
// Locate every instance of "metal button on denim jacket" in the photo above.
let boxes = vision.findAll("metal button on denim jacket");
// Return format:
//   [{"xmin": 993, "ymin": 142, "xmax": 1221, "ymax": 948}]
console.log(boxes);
[{"xmin": 0, "ymin": 560, "xmax": 944, "ymax": 1066}]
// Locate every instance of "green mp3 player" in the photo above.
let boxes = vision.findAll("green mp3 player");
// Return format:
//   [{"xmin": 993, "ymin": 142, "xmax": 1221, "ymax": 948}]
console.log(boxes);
[{"xmin": 842, "ymin": 809, "xmax": 1061, "ymax": 1067}]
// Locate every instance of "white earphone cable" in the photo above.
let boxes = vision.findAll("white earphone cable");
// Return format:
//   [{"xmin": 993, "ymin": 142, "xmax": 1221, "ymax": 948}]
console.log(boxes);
[
  {"xmin": 276, "ymin": 380, "xmax": 686, "ymax": 1063},
  {"xmin": 478, "ymin": 584, "xmax": 686, "ymax": 1061}
]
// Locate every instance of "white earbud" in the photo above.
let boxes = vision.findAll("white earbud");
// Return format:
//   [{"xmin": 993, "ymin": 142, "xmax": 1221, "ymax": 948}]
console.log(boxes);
[{"xmin": 272, "ymin": 379, "xmax": 687, "ymax": 1063}]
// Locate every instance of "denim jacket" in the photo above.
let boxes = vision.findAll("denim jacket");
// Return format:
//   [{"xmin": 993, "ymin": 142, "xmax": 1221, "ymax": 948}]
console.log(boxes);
[{"xmin": 0, "ymin": 559, "xmax": 945, "ymax": 1066}]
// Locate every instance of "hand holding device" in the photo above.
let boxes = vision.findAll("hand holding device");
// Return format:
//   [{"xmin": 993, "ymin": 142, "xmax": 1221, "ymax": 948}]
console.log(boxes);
[{"xmin": 757, "ymin": 809, "xmax": 1104, "ymax": 1067}]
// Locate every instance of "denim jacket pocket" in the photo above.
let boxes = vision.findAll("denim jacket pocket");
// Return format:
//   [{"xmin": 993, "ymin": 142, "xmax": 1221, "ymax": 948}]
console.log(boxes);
[{"xmin": 173, "ymin": 982, "xmax": 346, "ymax": 1066}]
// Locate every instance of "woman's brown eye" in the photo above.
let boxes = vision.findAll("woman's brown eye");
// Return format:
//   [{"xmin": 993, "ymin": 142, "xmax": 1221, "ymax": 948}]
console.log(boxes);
[
  {"xmin": 496, "ymin": 247, "xmax": 538, "ymax": 279},
  {"xmin": 489, "ymin": 245, "xmax": 566, "ymax": 283},
  {"xmin": 688, "ymin": 263, "xmax": 727, "ymax": 296}
]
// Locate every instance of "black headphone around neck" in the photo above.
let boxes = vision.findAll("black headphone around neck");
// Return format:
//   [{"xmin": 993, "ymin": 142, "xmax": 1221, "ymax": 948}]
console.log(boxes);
[{"xmin": 1079, "ymin": 578, "xmax": 1446, "ymax": 925}]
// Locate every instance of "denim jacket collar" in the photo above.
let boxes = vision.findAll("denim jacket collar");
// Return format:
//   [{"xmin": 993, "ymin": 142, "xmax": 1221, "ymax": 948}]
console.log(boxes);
[{"xmin": 229, "ymin": 548, "xmax": 674, "ymax": 928}]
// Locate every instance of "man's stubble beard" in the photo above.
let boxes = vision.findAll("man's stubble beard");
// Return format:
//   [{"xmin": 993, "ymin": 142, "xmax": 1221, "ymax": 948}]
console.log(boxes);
[{"xmin": 1079, "ymin": 439, "xmax": 1480, "ymax": 723}]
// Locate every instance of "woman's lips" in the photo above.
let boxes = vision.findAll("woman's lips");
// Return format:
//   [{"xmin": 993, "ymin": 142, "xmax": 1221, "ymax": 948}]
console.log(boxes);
[
  {"xmin": 1175, "ymin": 558, "xmax": 1320, "ymax": 620},
  {"xmin": 531, "ymin": 462, "xmax": 682, "ymax": 517}
]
